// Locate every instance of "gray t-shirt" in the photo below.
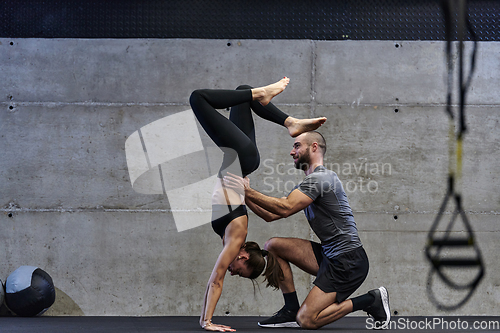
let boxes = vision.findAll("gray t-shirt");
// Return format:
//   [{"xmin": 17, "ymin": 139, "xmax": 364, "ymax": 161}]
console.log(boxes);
[{"xmin": 293, "ymin": 165, "xmax": 362, "ymax": 258}]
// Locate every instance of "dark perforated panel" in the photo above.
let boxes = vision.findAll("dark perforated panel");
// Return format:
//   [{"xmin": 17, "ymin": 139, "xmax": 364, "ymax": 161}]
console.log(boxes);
[{"xmin": 0, "ymin": 0, "xmax": 498, "ymax": 40}]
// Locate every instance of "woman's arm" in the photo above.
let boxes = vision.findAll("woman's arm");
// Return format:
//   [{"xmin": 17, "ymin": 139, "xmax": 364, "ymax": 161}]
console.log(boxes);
[
  {"xmin": 200, "ymin": 219, "xmax": 246, "ymax": 331},
  {"xmin": 199, "ymin": 245, "xmax": 236, "ymax": 330}
]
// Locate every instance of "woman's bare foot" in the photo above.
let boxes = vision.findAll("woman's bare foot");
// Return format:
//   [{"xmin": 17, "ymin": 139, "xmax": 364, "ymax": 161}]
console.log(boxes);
[
  {"xmin": 252, "ymin": 77, "xmax": 290, "ymax": 106},
  {"xmin": 285, "ymin": 116, "xmax": 327, "ymax": 137}
]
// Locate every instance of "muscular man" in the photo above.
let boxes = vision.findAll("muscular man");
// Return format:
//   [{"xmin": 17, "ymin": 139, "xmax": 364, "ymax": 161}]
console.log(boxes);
[{"xmin": 224, "ymin": 131, "xmax": 390, "ymax": 330}]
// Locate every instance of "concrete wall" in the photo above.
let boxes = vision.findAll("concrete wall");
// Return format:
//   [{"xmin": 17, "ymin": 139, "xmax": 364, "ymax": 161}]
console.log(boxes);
[{"xmin": 1, "ymin": 38, "xmax": 499, "ymax": 317}]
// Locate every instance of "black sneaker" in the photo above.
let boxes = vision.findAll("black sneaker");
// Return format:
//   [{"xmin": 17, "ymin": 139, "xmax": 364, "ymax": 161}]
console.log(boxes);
[
  {"xmin": 365, "ymin": 286, "xmax": 390, "ymax": 329},
  {"xmin": 258, "ymin": 306, "xmax": 299, "ymax": 328}
]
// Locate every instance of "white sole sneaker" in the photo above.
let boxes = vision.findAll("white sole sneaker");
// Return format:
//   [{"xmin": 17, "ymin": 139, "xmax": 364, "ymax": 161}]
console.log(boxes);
[
  {"xmin": 258, "ymin": 321, "xmax": 300, "ymax": 328},
  {"xmin": 378, "ymin": 286, "xmax": 390, "ymax": 329}
]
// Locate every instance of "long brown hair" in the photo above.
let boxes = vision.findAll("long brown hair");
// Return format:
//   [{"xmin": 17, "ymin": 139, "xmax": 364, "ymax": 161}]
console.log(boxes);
[{"xmin": 244, "ymin": 241, "xmax": 283, "ymax": 289}]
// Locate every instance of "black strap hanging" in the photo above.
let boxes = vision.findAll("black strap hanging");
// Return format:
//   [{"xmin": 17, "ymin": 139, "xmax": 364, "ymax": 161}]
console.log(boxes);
[{"xmin": 424, "ymin": 0, "xmax": 485, "ymax": 311}]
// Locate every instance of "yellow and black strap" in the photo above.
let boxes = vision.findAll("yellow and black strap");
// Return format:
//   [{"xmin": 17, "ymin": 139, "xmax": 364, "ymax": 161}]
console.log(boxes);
[{"xmin": 424, "ymin": 0, "xmax": 484, "ymax": 311}]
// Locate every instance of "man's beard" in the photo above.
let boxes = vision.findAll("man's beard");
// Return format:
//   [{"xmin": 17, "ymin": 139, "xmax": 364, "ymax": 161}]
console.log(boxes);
[{"xmin": 294, "ymin": 148, "xmax": 311, "ymax": 171}]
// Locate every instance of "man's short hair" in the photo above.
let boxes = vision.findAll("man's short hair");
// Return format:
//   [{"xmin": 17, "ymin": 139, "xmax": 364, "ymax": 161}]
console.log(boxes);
[{"xmin": 306, "ymin": 131, "xmax": 327, "ymax": 155}]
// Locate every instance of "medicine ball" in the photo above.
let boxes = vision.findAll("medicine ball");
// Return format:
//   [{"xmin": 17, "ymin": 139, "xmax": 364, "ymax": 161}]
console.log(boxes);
[{"xmin": 5, "ymin": 266, "xmax": 56, "ymax": 316}]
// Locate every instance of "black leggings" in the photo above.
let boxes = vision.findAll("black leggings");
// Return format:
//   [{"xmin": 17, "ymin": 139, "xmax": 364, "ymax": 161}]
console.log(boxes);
[{"xmin": 189, "ymin": 85, "xmax": 289, "ymax": 177}]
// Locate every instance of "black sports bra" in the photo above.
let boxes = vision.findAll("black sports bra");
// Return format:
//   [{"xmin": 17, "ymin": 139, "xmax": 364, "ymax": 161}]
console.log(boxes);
[{"xmin": 211, "ymin": 205, "xmax": 248, "ymax": 238}]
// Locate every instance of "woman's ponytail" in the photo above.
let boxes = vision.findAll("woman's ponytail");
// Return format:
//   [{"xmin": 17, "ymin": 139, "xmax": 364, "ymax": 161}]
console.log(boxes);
[
  {"xmin": 262, "ymin": 250, "xmax": 284, "ymax": 289},
  {"xmin": 244, "ymin": 242, "xmax": 284, "ymax": 289}
]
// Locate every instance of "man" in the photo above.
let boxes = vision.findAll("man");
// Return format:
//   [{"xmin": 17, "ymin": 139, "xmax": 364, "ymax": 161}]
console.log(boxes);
[{"xmin": 224, "ymin": 131, "xmax": 390, "ymax": 330}]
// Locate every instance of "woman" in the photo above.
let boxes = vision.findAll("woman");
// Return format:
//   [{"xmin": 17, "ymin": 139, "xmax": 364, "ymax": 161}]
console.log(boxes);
[{"xmin": 189, "ymin": 77, "xmax": 326, "ymax": 332}]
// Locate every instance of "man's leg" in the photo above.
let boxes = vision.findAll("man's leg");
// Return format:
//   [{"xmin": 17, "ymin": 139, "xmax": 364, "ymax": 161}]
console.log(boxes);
[
  {"xmin": 263, "ymin": 241, "xmax": 391, "ymax": 330},
  {"xmin": 296, "ymin": 287, "xmax": 352, "ymax": 329},
  {"xmin": 276, "ymin": 241, "xmax": 354, "ymax": 330},
  {"xmin": 258, "ymin": 237, "xmax": 319, "ymax": 328},
  {"xmin": 265, "ymin": 237, "xmax": 320, "ymax": 290},
  {"xmin": 298, "ymin": 246, "xmax": 390, "ymax": 330},
  {"xmin": 296, "ymin": 287, "xmax": 391, "ymax": 330}
]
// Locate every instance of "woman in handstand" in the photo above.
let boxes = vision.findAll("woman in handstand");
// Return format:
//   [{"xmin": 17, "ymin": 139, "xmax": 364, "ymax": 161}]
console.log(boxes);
[{"xmin": 190, "ymin": 77, "xmax": 326, "ymax": 332}]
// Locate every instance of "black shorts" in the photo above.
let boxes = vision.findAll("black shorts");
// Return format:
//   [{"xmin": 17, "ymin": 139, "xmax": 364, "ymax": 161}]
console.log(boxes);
[{"xmin": 311, "ymin": 242, "xmax": 369, "ymax": 302}]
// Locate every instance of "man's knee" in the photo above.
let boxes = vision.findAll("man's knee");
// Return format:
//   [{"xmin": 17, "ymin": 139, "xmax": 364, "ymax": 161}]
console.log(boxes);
[
  {"xmin": 296, "ymin": 309, "xmax": 319, "ymax": 330},
  {"xmin": 264, "ymin": 237, "xmax": 282, "ymax": 252}
]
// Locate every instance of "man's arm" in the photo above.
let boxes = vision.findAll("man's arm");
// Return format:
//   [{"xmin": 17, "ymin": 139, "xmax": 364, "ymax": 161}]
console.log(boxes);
[
  {"xmin": 223, "ymin": 172, "xmax": 314, "ymax": 219},
  {"xmin": 245, "ymin": 187, "xmax": 313, "ymax": 218},
  {"xmin": 245, "ymin": 196, "xmax": 284, "ymax": 222}
]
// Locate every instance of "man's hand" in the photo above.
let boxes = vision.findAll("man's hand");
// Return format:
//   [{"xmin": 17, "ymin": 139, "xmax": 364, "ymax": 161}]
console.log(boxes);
[{"xmin": 223, "ymin": 172, "xmax": 250, "ymax": 195}]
